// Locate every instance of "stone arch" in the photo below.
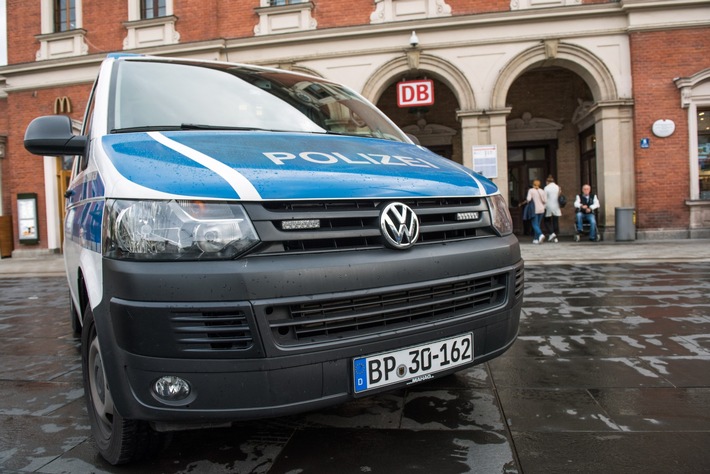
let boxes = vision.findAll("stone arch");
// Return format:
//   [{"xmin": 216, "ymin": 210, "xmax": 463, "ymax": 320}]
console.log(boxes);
[
  {"xmin": 361, "ymin": 53, "xmax": 475, "ymax": 110},
  {"xmin": 493, "ymin": 41, "xmax": 633, "ymax": 241},
  {"xmin": 491, "ymin": 41, "xmax": 619, "ymax": 109}
]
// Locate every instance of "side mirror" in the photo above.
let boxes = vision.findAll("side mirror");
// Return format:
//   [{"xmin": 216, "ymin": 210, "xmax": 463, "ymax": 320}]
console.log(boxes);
[{"xmin": 24, "ymin": 115, "xmax": 87, "ymax": 156}]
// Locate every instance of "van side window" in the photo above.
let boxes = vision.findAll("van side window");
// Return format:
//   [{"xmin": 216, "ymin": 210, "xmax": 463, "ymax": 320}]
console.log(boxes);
[{"xmin": 79, "ymin": 79, "xmax": 98, "ymax": 171}]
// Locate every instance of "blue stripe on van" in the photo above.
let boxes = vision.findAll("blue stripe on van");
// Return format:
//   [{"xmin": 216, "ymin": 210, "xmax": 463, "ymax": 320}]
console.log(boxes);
[
  {"xmin": 66, "ymin": 201, "xmax": 103, "ymax": 249},
  {"xmin": 66, "ymin": 171, "xmax": 105, "ymax": 206},
  {"xmin": 103, "ymin": 134, "xmax": 240, "ymax": 199}
]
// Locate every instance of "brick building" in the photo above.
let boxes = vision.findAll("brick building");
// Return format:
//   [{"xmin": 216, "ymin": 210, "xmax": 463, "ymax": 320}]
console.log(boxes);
[{"xmin": 0, "ymin": 0, "xmax": 709, "ymax": 256}]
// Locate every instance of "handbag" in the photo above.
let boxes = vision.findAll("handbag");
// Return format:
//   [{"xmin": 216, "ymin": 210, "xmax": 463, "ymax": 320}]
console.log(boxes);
[{"xmin": 558, "ymin": 194, "xmax": 567, "ymax": 208}]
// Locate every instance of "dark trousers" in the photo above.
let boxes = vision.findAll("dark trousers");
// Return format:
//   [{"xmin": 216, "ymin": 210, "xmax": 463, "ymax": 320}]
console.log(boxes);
[{"xmin": 544, "ymin": 215, "xmax": 559, "ymax": 235}]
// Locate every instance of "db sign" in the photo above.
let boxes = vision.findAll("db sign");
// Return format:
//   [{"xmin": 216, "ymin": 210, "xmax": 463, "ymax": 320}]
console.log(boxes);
[{"xmin": 397, "ymin": 79, "xmax": 435, "ymax": 107}]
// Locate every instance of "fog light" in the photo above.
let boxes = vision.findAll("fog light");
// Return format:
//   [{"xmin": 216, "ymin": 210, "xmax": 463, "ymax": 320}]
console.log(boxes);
[
  {"xmin": 153, "ymin": 376, "xmax": 191, "ymax": 401},
  {"xmin": 456, "ymin": 211, "xmax": 480, "ymax": 221},
  {"xmin": 281, "ymin": 219, "xmax": 320, "ymax": 230}
]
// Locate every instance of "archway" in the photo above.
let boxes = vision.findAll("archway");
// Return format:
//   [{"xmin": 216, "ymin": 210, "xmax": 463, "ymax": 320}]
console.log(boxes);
[
  {"xmin": 363, "ymin": 54, "xmax": 475, "ymax": 164},
  {"xmin": 492, "ymin": 41, "xmax": 618, "ymax": 107},
  {"xmin": 377, "ymin": 77, "xmax": 461, "ymax": 162},
  {"xmin": 505, "ymin": 67, "xmax": 593, "ymax": 236},
  {"xmin": 492, "ymin": 41, "xmax": 634, "ymax": 240},
  {"xmin": 362, "ymin": 53, "xmax": 475, "ymax": 110}
]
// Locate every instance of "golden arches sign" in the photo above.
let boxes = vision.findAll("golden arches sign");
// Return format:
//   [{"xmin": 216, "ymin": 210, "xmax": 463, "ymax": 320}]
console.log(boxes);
[{"xmin": 53, "ymin": 96, "xmax": 72, "ymax": 114}]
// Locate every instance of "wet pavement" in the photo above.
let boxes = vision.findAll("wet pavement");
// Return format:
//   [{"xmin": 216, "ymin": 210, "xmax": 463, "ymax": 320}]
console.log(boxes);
[{"xmin": 1, "ymin": 241, "xmax": 709, "ymax": 473}]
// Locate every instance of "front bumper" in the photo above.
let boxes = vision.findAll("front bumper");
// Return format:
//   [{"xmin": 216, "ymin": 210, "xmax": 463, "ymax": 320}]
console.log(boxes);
[{"xmin": 94, "ymin": 235, "xmax": 523, "ymax": 422}]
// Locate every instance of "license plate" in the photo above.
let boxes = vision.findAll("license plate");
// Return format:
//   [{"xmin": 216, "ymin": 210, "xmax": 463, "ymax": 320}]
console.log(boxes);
[{"xmin": 353, "ymin": 333, "xmax": 473, "ymax": 394}]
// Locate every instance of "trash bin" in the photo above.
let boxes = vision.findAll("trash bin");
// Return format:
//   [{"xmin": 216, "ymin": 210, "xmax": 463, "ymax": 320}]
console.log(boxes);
[{"xmin": 615, "ymin": 207, "xmax": 636, "ymax": 241}]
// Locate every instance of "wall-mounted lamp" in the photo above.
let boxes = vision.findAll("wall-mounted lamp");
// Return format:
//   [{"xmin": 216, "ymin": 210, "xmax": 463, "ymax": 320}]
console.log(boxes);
[{"xmin": 409, "ymin": 31, "xmax": 419, "ymax": 48}]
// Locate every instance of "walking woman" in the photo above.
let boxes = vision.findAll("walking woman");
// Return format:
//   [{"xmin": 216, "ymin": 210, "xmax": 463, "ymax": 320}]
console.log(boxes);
[{"xmin": 525, "ymin": 179, "xmax": 547, "ymax": 244}]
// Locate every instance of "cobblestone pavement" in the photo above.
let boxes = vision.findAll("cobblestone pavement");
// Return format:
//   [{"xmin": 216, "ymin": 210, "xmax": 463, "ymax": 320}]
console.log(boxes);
[{"xmin": 0, "ymin": 246, "xmax": 709, "ymax": 473}]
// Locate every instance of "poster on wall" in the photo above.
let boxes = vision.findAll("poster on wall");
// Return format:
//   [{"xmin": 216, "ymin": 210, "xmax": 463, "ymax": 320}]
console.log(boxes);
[
  {"xmin": 17, "ymin": 193, "xmax": 39, "ymax": 244},
  {"xmin": 472, "ymin": 145, "xmax": 498, "ymax": 179}
]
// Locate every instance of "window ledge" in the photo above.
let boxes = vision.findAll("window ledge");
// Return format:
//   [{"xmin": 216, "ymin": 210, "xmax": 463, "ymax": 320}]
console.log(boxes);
[
  {"xmin": 35, "ymin": 29, "xmax": 89, "ymax": 61},
  {"xmin": 370, "ymin": 0, "xmax": 452, "ymax": 24},
  {"xmin": 123, "ymin": 15, "xmax": 180, "ymax": 49},
  {"xmin": 254, "ymin": 2, "xmax": 316, "ymax": 36}
]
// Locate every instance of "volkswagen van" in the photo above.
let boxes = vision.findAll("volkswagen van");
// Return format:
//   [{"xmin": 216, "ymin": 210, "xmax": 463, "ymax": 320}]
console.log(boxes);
[{"xmin": 24, "ymin": 54, "xmax": 523, "ymax": 464}]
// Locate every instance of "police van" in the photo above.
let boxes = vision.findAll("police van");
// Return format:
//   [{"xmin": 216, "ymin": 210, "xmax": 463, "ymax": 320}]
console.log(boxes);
[{"xmin": 24, "ymin": 54, "xmax": 523, "ymax": 464}]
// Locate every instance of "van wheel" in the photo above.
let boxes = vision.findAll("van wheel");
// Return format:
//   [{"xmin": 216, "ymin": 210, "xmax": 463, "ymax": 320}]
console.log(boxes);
[{"xmin": 81, "ymin": 305, "xmax": 171, "ymax": 465}]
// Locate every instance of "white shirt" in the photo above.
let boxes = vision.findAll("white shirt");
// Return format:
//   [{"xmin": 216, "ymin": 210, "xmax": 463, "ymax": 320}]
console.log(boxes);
[{"xmin": 544, "ymin": 182, "xmax": 561, "ymax": 217}]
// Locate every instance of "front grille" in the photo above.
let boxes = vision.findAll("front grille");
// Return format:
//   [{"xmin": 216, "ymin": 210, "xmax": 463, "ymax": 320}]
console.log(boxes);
[
  {"xmin": 244, "ymin": 198, "xmax": 496, "ymax": 255},
  {"xmin": 171, "ymin": 309, "xmax": 254, "ymax": 352},
  {"xmin": 269, "ymin": 272, "xmax": 508, "ymax": 346}
]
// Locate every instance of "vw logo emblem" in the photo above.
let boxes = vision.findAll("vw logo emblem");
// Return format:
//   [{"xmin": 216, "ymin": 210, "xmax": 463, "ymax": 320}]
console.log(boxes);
[{"xmin": 380, "ymin": 202, "xmax": 420, "ymax": 249}]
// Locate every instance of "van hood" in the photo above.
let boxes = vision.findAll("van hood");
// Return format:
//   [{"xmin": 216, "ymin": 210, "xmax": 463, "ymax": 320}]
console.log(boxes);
[{"xmin": 101, "ymin": 131, "xmax": 497, "ymax": 200}]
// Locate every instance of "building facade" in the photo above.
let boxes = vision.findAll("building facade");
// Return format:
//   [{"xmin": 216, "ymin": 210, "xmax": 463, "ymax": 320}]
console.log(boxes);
[{"xmin": 1, "ymin": 0, "xmax": 709, "ymax": 256}]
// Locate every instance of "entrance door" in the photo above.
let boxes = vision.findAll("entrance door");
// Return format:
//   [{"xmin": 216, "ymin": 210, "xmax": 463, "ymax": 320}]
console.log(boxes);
[
  {"xmin": 507, "ymin": 141, "xmax": 556, "ymax": 234},
  {"xmin": 507, "ymin": 142, "xmax": 556, "ymax": 205}
]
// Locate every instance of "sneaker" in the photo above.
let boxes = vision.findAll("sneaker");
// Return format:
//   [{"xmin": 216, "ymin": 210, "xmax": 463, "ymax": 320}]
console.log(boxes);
[
  {"xmin": 553, "ymin": 237, "xmax": 559, "ymax": 243},
  {"xmin": 574, "ymin": 234, "xmax": 581, "ymax": 242},
  {"xmin": 549, "ymin": 233, "xmax": 557, "ymax": 241},
  {"xmin": 539, "ymin": 235, "xmax": 546, "ymax": 243},
  {"xmin": 532, "ymin": 239, "xmax": 539, "ymax": 244}
]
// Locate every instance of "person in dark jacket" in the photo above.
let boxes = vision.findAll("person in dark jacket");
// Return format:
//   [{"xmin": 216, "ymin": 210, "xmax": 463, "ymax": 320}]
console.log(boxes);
[{"xmin": 574, "ymin": 184, "xmax": 600, "ymax": 241}]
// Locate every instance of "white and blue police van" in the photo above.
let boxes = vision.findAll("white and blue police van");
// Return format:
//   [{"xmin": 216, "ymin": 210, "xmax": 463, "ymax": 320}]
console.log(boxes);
[{"xmin": 24, "ymin": 54, "xmax": 523, "ymax": 464}]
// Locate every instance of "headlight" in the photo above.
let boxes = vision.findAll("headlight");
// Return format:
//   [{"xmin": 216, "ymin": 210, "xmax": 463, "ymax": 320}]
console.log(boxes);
[
  {"xmin": 488, "ymin": 194, "xmax": 513, "ymax": 236},
  {"xmin": 103, "ymin": 199, "xmax": 260, "ymax": 260}
]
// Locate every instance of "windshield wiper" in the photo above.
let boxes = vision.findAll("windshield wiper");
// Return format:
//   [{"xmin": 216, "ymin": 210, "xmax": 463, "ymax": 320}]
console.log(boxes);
[
  {"xmin": 111, "ymin": 124, "xmax": 279, "ymax": 134},
  {"xmin": 179, "ymin": 124, "xmax": 277, "ymax": 132},
  {"xmin": 313, "ymin": 130, "xmax": 400, "ymax": 141},
  {"xmin": 110, "ymin": 125, "xmax": 183, "ymax": 134}
]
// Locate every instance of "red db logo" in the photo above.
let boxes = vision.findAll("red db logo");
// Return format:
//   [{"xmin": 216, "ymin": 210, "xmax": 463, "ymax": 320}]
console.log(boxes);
[{"xmin": 397, "ymin": 80, "xmax": 435, "ymax": 107}]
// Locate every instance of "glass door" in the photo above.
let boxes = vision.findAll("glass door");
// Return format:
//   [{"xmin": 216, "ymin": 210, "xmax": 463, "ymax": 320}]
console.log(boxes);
[
  {"xmin": 507, "ymin": 144, "xmax": 553, "ymax": 206},
  {"xmin": 507, "ymin": 141, "xmax": 556, "ymax": 234}
]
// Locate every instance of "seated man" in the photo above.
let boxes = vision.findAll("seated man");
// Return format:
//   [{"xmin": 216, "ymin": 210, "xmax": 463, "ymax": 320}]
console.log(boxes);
[{"xmin": 574, "ymin": 184, "xmax": 600, "ymax": 241}]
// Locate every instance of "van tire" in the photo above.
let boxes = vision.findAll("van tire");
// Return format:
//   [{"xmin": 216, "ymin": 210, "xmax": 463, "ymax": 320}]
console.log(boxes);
[{"xmin": 81, "ymin": 304, "xmax": 170, "ymax": 464}]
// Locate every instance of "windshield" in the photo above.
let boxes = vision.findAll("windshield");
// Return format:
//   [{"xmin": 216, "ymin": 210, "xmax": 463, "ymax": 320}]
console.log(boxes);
[{"xmin": 108, "ymin": 60, "xmax": 408, "ymax": 142}]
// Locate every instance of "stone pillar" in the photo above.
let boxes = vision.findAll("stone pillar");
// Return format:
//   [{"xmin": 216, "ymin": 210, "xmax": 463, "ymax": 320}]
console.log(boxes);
[
  {"xmin": 458, "ymin": 108, "xmax": 512, "ymax": 202},
  {"xmin": 592, "ymin": 101, "xmax": 635, "ymax": 240}
]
